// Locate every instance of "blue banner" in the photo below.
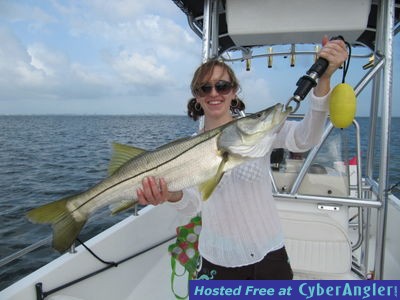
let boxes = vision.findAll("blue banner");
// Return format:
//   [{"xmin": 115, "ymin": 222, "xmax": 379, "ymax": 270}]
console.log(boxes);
[{"xmin": 189, "ymin": 280, "xmax": 399, "ymax": 299}]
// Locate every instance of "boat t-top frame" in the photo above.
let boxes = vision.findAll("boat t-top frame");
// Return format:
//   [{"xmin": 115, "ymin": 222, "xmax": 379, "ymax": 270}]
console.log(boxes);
[{"xmin": 174, "ymin": 0, "xmax": 399, "ymax": 279}]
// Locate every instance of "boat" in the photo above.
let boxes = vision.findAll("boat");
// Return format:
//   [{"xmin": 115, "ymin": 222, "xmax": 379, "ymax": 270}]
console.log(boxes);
[{"xmin": 1, "ymin": 0, "xmax": 399, "ymax": 299}]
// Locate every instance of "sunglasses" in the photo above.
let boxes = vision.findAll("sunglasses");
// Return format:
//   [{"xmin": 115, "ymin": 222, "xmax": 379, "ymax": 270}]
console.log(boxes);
[{"xmin": 195, "ymin": 80, "xmax": 234, "ymax": 97}]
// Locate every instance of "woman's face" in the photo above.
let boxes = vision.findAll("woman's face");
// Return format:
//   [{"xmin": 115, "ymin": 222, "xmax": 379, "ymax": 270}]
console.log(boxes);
[{"xmin": 195, "ymin": 66, "xmax": 236, "ymax": 120}]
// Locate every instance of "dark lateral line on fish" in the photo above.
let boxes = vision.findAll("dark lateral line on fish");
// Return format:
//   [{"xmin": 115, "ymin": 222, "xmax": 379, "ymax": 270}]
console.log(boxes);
[{"xmin": 67, "ymin": 130, "xmax": 223, "ymax": 215}]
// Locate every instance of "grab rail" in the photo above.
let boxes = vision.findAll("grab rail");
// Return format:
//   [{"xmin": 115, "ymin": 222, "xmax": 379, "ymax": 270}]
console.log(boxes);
[
  {"xmin": 0, "ymin": 203, "xmax": 144, "ymax": 270},
  {"xmin": 34, "ymin": 235, "xmax": 176, "ymax": 300},
  {"xmin": 0, "ymin": 236, "xmax": 51, "ymax": 269}
]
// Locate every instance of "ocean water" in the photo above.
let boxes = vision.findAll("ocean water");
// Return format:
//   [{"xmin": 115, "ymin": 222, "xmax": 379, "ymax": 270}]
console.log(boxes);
[{"xmin": 0, "ymin": 115, "xmax": 399, "ymax": 290}]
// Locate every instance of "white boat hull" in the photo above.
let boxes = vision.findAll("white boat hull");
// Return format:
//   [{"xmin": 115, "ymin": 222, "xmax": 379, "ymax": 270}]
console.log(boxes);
[{"xmin": 1, "ymin": 205, "xmax": 188, "ymax": 300}]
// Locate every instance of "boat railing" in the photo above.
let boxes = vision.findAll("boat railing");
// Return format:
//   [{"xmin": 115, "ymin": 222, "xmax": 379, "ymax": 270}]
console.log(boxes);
[
  {"xmin": 0, "ymin": 237, "xmax": 52, "ymax": 270},
  {"xmin": 222, "ymin": 45, "xmax": 374, "ymax": 67}
]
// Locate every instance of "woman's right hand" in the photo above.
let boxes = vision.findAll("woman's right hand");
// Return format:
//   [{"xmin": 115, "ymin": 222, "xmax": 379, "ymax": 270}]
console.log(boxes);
[{"xmin": 137, "ymin": 176, "xmax": 183, "ymax": 206}]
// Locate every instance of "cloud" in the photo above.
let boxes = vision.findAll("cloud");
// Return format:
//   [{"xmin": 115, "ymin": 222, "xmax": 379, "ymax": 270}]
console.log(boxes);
[
  {"xmin": 57, "ymin": 9, "xmax": 198, "ymax": 62},
  {"xmin": 0, "ymin": 0, "xmax": 201, "ymax": 110},
  {"xmin": 0, "ymin": 1, "xmax": 57, "ymax": 26},
  {"xmin": 79, "ymin": 0, "xmax": 178, "ymax": 22},
  {"xmin": 0, "ymin": 28, "xmax": 46, "ymax": 93},
  {"xmin": 110, "ymin": 51, "xmax": 170, "ymax": 87},
  {"xmin": 0, "ymin": 27, "xmax": 111, "ymax": 102},
  {"xmin": 28, "ymin": 43, "xmax": 69, "ymax": 77}
]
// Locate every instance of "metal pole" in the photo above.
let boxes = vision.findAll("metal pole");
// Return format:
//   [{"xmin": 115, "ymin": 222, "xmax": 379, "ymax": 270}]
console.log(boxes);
[
  {"xmin": 354, "ymin": 56, "xmax": 385, "ymax": 96},
  {"xmin": 289, "ymin": 123, "xmax": 334, "ymax": 194},
  {"xmin": 274, "ymin": 194, "xmax": 382, "ymax": 209},
  {"xmin": 201, "ymin": 0, "xmax": 220, "ymax": 62},
  {"xmin": 202, "ymin": 0, "xmax": 212, "ymax": 62},
  {"xmin": 374, "ymin": 0, "xmax": 395, "ymax": 280},
  {"xmin": 364, "ymin": 2, "xmax": 385, "ymax": 277},
  {"xmin": 0, "ymin": 236, "xmax": 52, "ymax": 268},
  {"xmin": 366, "ymin": 4, "xmax": 385, "ymax": 181},
  {"xmin": 210, "ymin": 0, "xmax": 220, "ymax": 58}
]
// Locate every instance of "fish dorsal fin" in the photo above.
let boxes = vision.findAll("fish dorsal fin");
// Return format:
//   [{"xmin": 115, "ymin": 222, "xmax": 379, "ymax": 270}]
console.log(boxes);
[
  {"xmin": 199, "ymin": 152, "xmax": 228, "ymax": 200},
  {"xmin": 109, "ymin": 143, "xmax": 146, "ymax": 175}
]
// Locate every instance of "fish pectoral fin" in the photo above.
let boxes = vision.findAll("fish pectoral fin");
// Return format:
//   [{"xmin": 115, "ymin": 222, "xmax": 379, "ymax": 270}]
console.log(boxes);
[
  {"xmin": 199, "ymin": 153, "xmax": 228, "ymax": 201},
  {"xmin": 199, "ymin": 175, "xmax": 223, "ymax": 201},
  {"xmin": 26, "ymin": 196, "xmax": 87, "ymax": 253},
  {"xmin": 109, "ymin": 200, "xmax": 136, "ymax": 215},
  {"xmin": 109, "ymin": 143, "xmax": 147, "ymax": 175}
]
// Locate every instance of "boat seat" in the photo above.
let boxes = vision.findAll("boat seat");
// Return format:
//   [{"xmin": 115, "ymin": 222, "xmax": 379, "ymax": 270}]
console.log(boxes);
[{"xmin": 279, "ymin": 210, "xmax": 356, "ymax": 279}]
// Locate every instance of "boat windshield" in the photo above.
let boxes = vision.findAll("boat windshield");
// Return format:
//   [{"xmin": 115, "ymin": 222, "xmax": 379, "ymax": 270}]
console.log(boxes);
[{"xmin": 271, "ymin": 120, "xmax": 361, "ymax": 198}]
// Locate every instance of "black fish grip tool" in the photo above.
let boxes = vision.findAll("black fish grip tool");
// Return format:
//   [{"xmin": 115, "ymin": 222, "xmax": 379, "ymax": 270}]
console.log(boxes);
[{"xmin": 285, "ymin": 36, "xmax": 344, "ymax": 113}]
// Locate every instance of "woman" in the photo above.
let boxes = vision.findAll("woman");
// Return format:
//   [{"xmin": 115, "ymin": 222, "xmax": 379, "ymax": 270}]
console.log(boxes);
[{"xmin": 136, "ymin": 37, "xmax": 348, "ymax": 279}]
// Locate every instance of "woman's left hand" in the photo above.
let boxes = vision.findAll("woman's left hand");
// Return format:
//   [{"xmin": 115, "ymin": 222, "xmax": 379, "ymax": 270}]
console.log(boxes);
[
  {"xmin": 314, "ymin": 36, "xmax": 348, "ymax": 96},
  {"xmin": 318, "ymin": 36, "xmax": 348, "ymax": 80}
]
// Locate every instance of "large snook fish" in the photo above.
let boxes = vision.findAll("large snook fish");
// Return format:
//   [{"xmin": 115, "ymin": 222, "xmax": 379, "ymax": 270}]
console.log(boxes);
[{"xmin": 27, "ymin": 103, "xmax": 291, "ymax": 252}]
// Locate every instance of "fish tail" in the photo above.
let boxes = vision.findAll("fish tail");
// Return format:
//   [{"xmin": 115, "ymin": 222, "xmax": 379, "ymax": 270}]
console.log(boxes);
[{"xmin": 26, "ymin": 196, "xmax": 87, "ymax": 253}]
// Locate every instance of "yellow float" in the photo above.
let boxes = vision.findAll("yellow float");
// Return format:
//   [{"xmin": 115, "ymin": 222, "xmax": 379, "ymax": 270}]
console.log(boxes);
[{"xmin": 329, "ymin": 83, "xmax": 356, "ymax": 128}]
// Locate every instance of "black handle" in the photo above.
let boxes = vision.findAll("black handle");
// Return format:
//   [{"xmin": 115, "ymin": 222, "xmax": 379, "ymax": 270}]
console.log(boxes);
[
  {"xmin": 307, "ymin": 57, "xmax": 329, "ymax": 78},
  {"xmin": 292, "ymin": 57, "xmax": 329, "ymax": 101},
  {"xmin": 292, "ymin": 36, "xmax": 344, "ymax": 101}
]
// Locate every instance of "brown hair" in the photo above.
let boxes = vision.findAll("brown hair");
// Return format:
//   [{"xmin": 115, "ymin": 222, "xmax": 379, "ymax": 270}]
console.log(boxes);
[{"xmin": 187, "ymin": 60, "xmax": 245, "ymax": 121}]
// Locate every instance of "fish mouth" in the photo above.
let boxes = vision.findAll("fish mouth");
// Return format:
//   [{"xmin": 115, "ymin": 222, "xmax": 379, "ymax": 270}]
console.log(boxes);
[{"xmin": 260, "ymin": 103, "xmax": 287, "ymax": 124}]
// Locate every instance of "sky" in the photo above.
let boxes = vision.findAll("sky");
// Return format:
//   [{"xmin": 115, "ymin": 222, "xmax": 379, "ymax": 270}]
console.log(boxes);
[{"xmin": 0, "ymin": 0, "xmax": 399, "ymax": 116}]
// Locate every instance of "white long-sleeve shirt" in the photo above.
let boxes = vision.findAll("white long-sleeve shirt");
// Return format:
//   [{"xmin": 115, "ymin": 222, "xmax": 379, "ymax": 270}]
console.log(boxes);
[{"xmin": 169, "ymin": 91, "xmax": 330, "ymax": 267}]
